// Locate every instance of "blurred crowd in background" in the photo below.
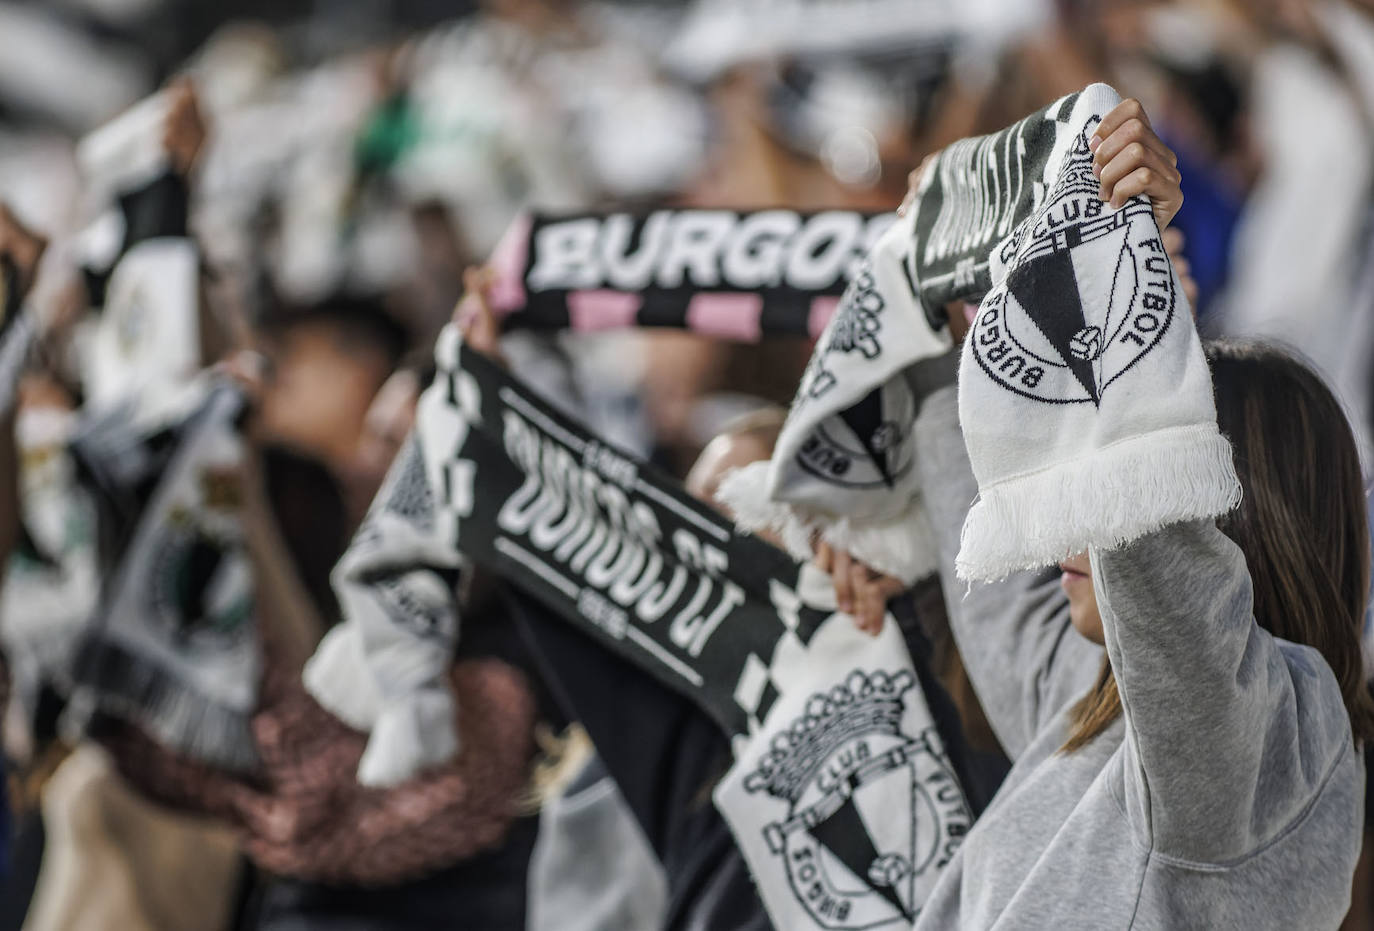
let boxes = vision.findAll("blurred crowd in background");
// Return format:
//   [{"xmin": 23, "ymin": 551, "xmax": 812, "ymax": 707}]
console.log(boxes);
[
  {"xmin": 4, "ymin": 0, "xmax": 1374, "ymax": 467},
  {"xmin": 0, "ymin": 0, "xmax": 1371, "ymax": 928}
]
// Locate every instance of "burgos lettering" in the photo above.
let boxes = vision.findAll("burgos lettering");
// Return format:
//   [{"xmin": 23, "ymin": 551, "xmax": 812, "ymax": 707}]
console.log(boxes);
[
  {"xmin": 497, "ymin": 410, "xmax": 743, "ymax": 658},
  {"xmin": 527, "ymin": 210, "xmax": 894, "ymax": 294}
]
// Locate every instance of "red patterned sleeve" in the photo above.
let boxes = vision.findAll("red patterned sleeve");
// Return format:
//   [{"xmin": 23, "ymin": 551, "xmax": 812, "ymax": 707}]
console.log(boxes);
[{"xmin": 107, "ymin": 652, "xmax": 537, "ymax": 886}]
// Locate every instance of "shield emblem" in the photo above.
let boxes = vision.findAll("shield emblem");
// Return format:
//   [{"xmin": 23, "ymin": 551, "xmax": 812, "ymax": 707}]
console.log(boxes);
[{"xmin": 747, "ymin": 672, "xmax": 970, "ymax": 929}]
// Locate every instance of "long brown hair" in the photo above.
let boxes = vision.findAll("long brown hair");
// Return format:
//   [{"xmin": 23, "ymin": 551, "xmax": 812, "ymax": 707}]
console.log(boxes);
[{"xmin": 1065, "ymin": 340, "xmax": 1374, "ymax": 752}]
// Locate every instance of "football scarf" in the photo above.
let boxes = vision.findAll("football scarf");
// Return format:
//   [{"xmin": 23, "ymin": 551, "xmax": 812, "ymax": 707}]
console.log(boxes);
[
  {"xmin": 486, "ymin": 209, "xmax": 894, "ymax": 340},
  {"xmin": 717, "ymin": 216, "xmax": 951, "ymax": 582},
  {"xmin": 72, "ymin": 383, "xmax": 262, "ymax": 771},
  {"xmin": 305, "ymin": 324, "xmax": 973, "ymax": 928},
  {"xmin": 76, "ymin": 97, "xmax": 198, "ymax": 410},
  {"xmin": 0, "ymin": 407, "xmax": 100, "ymax": 733},
  {"xmin": 720, "ymin": 84, "xmax": 1241, "ymax": 584},
  {"xmin": 715, "ymin": 90, "xmax": 1104, "ymax": 583},
  {"xmin": 954, "ymin": 83, "xmax": 1240, "ymax": 580},
  {"xmin": 85, "ymin": 236, "xmax": 201, "ymax": 411}
]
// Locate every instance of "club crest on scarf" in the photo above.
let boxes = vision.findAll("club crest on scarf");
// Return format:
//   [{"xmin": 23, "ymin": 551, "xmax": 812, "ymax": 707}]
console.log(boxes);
[
  {"xmin": 786, "ymin": 244, "xmax": 920, "ymax": 494},
  {"xmin": 804, "ymin": 260, "xmax": 886, "ymax": 402},
  {"xmin": 147, "ymin": 468, "xmax": 253, "ymax": 648},
  {"xmin": 969, "ymin": 119, "xmax": 1176, "ymax": 406},
  {"xmin": 743, "ymin": 669, "xmax": 970, "ymax": 928}
]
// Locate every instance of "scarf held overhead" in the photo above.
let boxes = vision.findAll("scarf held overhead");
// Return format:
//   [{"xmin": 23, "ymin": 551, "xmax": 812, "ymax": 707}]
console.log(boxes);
[
  {"xmin": 718, "ymin": 91, "xmax": 1097, "ymax": 583},
  {"xmin": 305, "ymin": 325, "xmax": 972, "ymax": 929},
  {"xmin": 72, "ymin": 383, "xmax": 262, "ymax": 771},
  {"xmin": 486, "ymin": 209, "xmax": 894, "ymax": 340},
  {"xmin": 955, "ymin": 83, "xmax": 1240, "ymax": 580}
]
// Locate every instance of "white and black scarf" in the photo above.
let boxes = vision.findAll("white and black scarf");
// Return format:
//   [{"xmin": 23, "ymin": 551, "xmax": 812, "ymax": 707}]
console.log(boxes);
[
  {"xmin": 305, "ymin": 326, "xmax": 972, "ymax": 927},
  {"xmin": 486, "ymin": 208, "xmax": 893, "ymax": 340},
  {"xmin": 954, "ymin": 83, "xmax": 1239, "ymax": 579},
  {"xmin": 70, "ymin": 383, "xmax": 262, "ymax": 771},
  {"xmin": 715, "ymin": 91, "xmax": 1098, "ymax": 583}
]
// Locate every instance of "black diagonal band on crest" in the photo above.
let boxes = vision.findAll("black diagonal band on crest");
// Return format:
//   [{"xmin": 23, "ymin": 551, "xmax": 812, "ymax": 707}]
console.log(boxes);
[
  {"xmin": 837, "ymin": 387, "xmax": 894, "ymax": 487},
  {"xmin": 1005, "ymin": 242, "xmax": 1098, "ymax": 403},
  {"xmin": 809, "ymin": 795, "xmax": 910, "ymax": 918}
]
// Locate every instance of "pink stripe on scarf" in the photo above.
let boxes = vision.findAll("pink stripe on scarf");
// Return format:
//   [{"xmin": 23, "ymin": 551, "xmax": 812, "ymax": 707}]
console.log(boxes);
[
  {"xmin": 568, "ymin": 290, "xmax": 643, "ymax": 330},
  {"xmin": 685, "ymin": 293, "xmax": 763, "ymax": 341},
  {"xmin": 809, "ymin": 296, "xmax": 841, "ymax": 339}
]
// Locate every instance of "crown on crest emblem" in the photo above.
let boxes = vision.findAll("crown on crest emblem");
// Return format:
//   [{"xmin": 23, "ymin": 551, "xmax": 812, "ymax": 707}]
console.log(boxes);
[{"xmin": 744, "ymin": 669, "xmax": 914, "ymax": 803}]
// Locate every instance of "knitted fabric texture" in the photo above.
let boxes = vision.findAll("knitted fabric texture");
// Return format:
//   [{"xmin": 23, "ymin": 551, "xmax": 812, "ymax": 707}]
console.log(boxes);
[
  {"xmin": 955, "ymin": 83, "xmax": 1240, "ymax": 581},
  {"xmin": 717, "ymin": 216, "xmax": 950, "ymax": 583}
]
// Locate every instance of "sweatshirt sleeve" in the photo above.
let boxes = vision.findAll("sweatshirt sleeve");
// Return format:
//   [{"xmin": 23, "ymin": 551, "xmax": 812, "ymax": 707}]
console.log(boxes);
[
  {"xmin": 1092, "ymin": 520, "xmax": 1356, "ymax": 864},
  {"xmin": 914, "ymin": 380, "xmax": 1103, "ymax": 760}
]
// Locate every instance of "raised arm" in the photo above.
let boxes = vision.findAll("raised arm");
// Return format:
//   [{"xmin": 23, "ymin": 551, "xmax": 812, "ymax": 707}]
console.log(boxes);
[
  {"xmin": 914, "ymin": 377, "xmax": 1101, "ymax": 759},
  {"xmin": 1094, "ymin": 521, "xmax": 1357, "ymax": 863}
]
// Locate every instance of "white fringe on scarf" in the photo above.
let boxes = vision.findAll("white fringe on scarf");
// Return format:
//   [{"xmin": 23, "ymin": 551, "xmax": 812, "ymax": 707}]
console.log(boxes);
[
  {"xmin": 717, "ymin": 461, "xmax": 938, "ymax": 585},
  {"xmin": 957, "ymin": 425, "xmax": 1242, "ymax": 581}
]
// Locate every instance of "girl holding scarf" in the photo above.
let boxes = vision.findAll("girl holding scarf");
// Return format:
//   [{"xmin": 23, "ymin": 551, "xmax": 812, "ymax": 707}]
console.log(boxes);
[{"xmin": 834, "ymin": 99, "xmax": 1371, "ymax": 929}]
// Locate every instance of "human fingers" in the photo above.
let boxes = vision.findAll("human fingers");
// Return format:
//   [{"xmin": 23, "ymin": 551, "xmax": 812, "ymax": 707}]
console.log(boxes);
[
  {"xmin": 1103, "ymin": 159, "xmax": 1185, "ymax": 229},
  {"xmin": 897, "ymin": 153, "xmax": 938, "ymax": 217},
  {"xmin": 1097, "ymin": 139, "xmax": 1179, "ymax": 205},
  {"xmin": 832, "ymin": 547, "xmax": 854, "ymax": 615},
  {"xmin": 852, "ymin": 562, "xmax": 884, "ymax": 635},
  {"xmin": 813, "ymin": 541, "xmax": 834, "ymax": 574},
  {"xmin": 455, "ymin": 266, "xmax": 503, "ymax": 359},
  {"xmin": 162, "ymin": 79, "xmax": 207, "ymax": 177},
  {"xmin": 215, "ymin": 349, "xmax": 271, "ymax": 407},
  {"xmin": 1089, "ymin": 98, "xmax": 1153, "ymax": 155},
  {"xmin": 1090, "ymin": 114, "xmax": 1176, "ymax": 175}
]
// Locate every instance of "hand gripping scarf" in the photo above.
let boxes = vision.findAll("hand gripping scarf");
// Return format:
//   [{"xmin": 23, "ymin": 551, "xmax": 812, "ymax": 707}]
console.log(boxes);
[
  {"xmin": 718, "ymin": 83, "xmax": 1240, "ymax": 584},
  {"xmin": 305, "ymin": 325, "xmax": 973, "ymax": 928},
  {"xmin": 954, "ymin": 83, "xmax": 1239, "ymax": 580}
]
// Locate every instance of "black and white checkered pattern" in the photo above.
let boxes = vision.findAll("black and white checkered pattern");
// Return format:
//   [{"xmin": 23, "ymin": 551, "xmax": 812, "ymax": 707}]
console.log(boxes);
[{"xmin": 732, "ymin": 593, "xmax": 834, "ymax": 736}]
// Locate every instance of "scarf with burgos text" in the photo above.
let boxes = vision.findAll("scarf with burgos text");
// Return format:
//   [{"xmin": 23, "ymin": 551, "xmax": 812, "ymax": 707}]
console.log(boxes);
[
  {"xmin": 955, "ymin": 83, "xmax": 1239, "ymax": 580},
  {"xmin": 720, "ymin": 84, "xmax": 1239, "ymax": 585},
  {"xmin": 485, "ymin": 209, "xmax": 894, "ymax": 341},
  {"xmin": 304, "ymin": 325, "xmax": 972, "ymax": 929}
]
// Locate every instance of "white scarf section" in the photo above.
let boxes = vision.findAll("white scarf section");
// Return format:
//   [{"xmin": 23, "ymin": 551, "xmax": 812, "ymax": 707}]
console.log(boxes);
[
  {"xmin": 717, "ymin": 215, "xmax": 951, "ymax": 584},
  {"xmin": 0, "ymin": 407, "xmax": 99, "ymax": 735},
  {"xmin": 955, "ymin": 83, "xmax": 1240, "ymax": 580},
  {"xmin": 84, "ymin": 237, "xmax": 202, "ymax": 412},
  {"xmin": 303, "ymin": 420, "xmax": 467, "ymax": 787},
  {"xmin": 74, "ymin": 384, "xmax": 263, "ymax": 771},
  {"xmin": 715, "ymin": 563, "xmax": 970, "ymax": 930}
]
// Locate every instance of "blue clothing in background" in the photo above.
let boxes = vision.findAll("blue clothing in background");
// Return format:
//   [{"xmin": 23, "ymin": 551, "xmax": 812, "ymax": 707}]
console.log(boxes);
[{"xmin": 1162, "ymin": 134, "xmax": 1245, "ymax": 319}]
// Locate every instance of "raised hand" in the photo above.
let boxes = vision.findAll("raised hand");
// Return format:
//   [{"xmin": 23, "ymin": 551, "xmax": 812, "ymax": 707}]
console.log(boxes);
[
  {"xmin": 814, "ymin": 542, "xmax": 907, "ymax": 636},
  {"xmin": 1089, "ymin": 98, "xmax": 1183, "ymax": 231},
  {"xmin": 162, "ymin": 78, "xmax": 207, "ymax": 178},
  {"xmin": 0, "ymin": 204, "xmax": 46, "ymax": 298},
  {"xmin": 453, "ymin": 266, "xmax": 505, "ymax": 365}
]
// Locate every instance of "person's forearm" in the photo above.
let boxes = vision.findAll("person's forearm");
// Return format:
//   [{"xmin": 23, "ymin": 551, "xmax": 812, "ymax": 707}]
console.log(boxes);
[
  {"xmin": 914, "ymin": 381, "xmax": 1101, "ymax": 758},
  {"xmin": 1094, "ymin": 520, "xmax": 1349, "ymax": 863}
]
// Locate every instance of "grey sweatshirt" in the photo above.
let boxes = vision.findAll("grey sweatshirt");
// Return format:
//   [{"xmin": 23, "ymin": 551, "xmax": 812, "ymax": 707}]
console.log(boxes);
[{"xmin": 911, "ymin": 383, "xmax": 1365, "ymax": 930}]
